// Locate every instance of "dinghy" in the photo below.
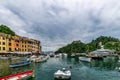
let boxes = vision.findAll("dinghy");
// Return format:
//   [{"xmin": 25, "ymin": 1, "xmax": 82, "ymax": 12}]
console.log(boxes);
[{"xmin": 54, "ymin": 68, "xmax": 71, "ymax": 79}]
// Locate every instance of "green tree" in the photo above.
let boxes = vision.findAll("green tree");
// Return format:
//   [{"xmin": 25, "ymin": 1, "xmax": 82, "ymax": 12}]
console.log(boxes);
[{"xmin": 0, "ymin": 25, "xmax": 15, "ymax": 36}]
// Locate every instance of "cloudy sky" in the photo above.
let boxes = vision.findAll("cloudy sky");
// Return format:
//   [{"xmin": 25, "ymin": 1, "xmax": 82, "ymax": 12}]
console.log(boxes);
[{"xmin": 0, "ymin": 0, "xmax": 120, "ymax": 51}]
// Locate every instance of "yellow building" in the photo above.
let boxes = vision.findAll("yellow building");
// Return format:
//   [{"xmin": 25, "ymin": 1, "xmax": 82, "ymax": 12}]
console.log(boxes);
[
  {"xmin": 0, "ymin": 33, "xmax": 41, "ymax": 54},
  {"xmin": 25, "ymin": 39, "xmax": 41, "ymax": 54},
  {"xmin": 6, "ymin": 35, "xmax": 14, "ymax": 52},
  {"xmin": 21, "ymin": 37, "xmax": 29, "ymax": 52},
  {"xmin": 0, "ymin": 33, "xmax": 14, "ymax": 53},
  {"xmin": 0, "ymin": 33, "xmax": 7, "ymax": 53}
]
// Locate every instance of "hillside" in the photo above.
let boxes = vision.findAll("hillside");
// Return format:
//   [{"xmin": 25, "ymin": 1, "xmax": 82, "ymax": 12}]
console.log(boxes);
[
  {"xmin": 55, "ymin": 36, "xmax": 120, "ymax": 53},
  {"xmin": 0, "ymin": 25, "xmax": 15, "ymax": 36},
  {"xmin": 55, "ymin": 41, "xmax": 86, "ymax": 53},
  {"xmin": 87, "ymin": 36, "xmax": 120, "ymax": 52}
]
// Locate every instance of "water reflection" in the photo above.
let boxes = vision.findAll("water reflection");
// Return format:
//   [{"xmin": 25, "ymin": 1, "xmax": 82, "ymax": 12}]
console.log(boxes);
[
  {"xmin": 1, "ymin": 56, "xmax": 120, "ymax": 80},
  {"xmin": 54, "ymin": 78, "xmax": 71, "ymax": 80},
  {"xmin": 80, "ymin": 56, "xmax": 119, "ymax": 70}
]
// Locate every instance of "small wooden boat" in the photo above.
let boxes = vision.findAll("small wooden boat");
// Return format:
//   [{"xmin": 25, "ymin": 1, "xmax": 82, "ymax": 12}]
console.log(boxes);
[
  {"xmin": 54, "ymin": 68, "xmax": 71, "ymax": 79},
  {"xmin": 9, "ymin": 61, "xmax": 31, "ymax": 68},
  {"xmin": 0, "ymin": 70, "xmax": 34, "ymax": 80}
]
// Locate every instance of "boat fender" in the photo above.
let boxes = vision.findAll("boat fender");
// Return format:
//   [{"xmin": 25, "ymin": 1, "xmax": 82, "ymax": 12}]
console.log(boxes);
[{"xmin": 32, "ymin": 74, "xmax": 35, "ymax": 78}]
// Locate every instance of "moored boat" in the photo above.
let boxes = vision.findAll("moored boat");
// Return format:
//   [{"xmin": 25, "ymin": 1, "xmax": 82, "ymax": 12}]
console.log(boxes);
[
  {"xmin": 9, "ymin": 61, "xmax": 31, "ymax": 68},
  {"xmin": 79, "ymin": 57, "xmax": 91, "ymax": 62},
  {"xmin": 49, "ymin": 54, "xmax": 54, "ymax": 57},
  {"xmin": 54, "ymin": 68, "xmax": 71, "ymax": 79},
  {"xmin": 31, "ymin": 56, "xmax": 48, "ymax": 63},
  {"xmin": 55, "ymin": 54, "xmax": 61, "ymax": 58},
  {"xmin": 0, "ymin": 70, "xmax": 34, "ymax": 80}
]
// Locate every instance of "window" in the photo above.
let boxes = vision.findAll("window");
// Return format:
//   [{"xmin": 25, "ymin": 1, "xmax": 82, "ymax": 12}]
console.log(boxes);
[
  {"xmin": 9, "ymin": 39, "xmax": 11, "ymax": 41},
  {"xmin": 3, "ymin": 47, "xmax": 5, "ymax": 50},
  {"xmin": 3, "ymin": 37, "xmax": 5, "ymax": 40},
  {"xmin": 9, "ymin": 43, "xmax": 11, "ymax": 46},
  {"xmin": 0, "ymin": 47, "xmax": 1, "ymax": 50},
  {"xmin": 22, "ymin": 45, "xmax": 24, "ymax": 47},
  {"xmin": 15, "ymin": 48, "xmax": 19, "ymax": 51},
  {"xmin": 2, "ymin": 42, "xmax": 5, "ymax": 45},
  {"xmin": 9, "ymin": 48, "xmax": 11, "ymax": 51},
  {"xmin": 25, "ymin": 45, "xmax": 26, "ymax": 47},
  {"xmin": 16, "ymin": 44, "xmax": 19, "ymax": 46},
  {"xmin": 0, "ymin": 42, "xmax": 1, "ymax": 45},
  {"xmin": 15, "ymin": 40, "xmax": 19, "ymax": 42}
]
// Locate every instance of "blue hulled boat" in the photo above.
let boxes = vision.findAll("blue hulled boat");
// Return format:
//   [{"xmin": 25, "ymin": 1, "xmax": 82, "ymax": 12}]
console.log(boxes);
[{"xmin": 9, "ymin": 61, "xmax": 31, "ymax": 68}]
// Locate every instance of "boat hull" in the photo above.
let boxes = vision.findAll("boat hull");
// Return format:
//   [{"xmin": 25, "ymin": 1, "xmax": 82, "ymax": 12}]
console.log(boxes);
[
  {"xmin": 0, "ymin": 70, "xmax": 34, "ymax": 80},
  {"xmin": 79, "ymin": 57, "xmax": 91, "ymax": 62},
  {"xmin": 32, "ymin": 56, "xmax": 48, "ymax": 63},
  {"xmin": 34, "ymin": 58, "xmax": 47, "ymax": 63},
  {"xmin": 9, "ymin": 61, "xmax": 31, "ymax": 68},
  {"xmin": 54, "ymin": 70, "xmax": 71, "ymax": 79},
  {"xmin": 54, "ymin": 75, "xmax": 71, "ymax": 80}
]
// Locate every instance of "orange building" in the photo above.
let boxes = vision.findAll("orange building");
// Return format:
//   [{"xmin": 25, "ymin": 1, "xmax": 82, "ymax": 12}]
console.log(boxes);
[{"xmin": 13, "ymin": 35, "xmax": 22, "ymax": 52}]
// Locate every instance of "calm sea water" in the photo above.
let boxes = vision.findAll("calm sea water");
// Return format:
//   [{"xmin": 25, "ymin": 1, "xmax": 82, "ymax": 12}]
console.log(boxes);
[{"xmin": 4, "ymin": 56, "xmax": 120, "ymax": 80}]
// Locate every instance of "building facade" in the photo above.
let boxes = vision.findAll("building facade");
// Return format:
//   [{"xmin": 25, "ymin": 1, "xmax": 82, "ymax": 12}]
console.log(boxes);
[
  {"xmin": 0, "ymin": 33, "xmax": 7, "ymax": 52},
  {"xmin": 0, "ymin": 33, "xmax": 41, "ymax": 54}
]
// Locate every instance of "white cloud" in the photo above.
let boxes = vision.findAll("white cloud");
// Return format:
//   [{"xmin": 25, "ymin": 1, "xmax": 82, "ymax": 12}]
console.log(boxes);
[{"xmin": 0, "ymin": 0, "xmax": 120, "ymax": 51}]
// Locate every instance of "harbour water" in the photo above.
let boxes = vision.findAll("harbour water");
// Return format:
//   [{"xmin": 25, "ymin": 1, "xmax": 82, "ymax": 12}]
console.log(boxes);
[{"xmin": 1, "ymin": 56, "xmax": 120, "ymax": 80}]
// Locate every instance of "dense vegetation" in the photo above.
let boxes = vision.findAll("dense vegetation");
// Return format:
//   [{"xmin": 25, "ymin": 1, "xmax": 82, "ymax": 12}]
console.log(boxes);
[
  {"xmin": 0, "ymin": 25, "xmax": 15, "ymax": 36},
  {"xmin": 87, "ymin": 36, "xmax": 120, "ymax": 52},
  {"xmin": 55, "ymin": 36, "xmax": 120, "ymax": 53},
  {"xmin": 55, "ymin": 41, "xmax": 86, "ymax": 53}
]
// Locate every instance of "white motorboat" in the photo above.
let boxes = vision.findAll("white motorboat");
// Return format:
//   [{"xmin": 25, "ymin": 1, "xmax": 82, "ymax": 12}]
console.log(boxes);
[
  {"xmin": 55, "ymin": 54, "xmax": 61, "ymax": 58},
  {"xmin": 54, "ymin": 68, "xmax": 71, "ymax": 79},
  {"xmin": 79, "ymin": 57, "xmax": 91, "ymax": 62},
  {"xmin": 30, "ymin": 55, "xmax": 48, "ymax": 63}
]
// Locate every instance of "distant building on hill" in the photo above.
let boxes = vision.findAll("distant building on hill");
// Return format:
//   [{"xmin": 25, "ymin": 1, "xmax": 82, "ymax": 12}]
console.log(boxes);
[
  {"xmin": 0, "ymin": 33, "xmax": 41, "ymax": 54},
  {"xmin": 72, "ymin": 40, "xmax": 81, "ymax": 43},
  {"xmin": 87, "ymin": 45, "xmax": 117, "ymax": 58}
]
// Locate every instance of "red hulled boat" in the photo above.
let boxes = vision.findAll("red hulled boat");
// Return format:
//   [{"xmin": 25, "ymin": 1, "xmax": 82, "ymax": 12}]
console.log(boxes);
[{"xmin": 0, "ymin": 70, "xmax": 34, "ymax": 80}]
